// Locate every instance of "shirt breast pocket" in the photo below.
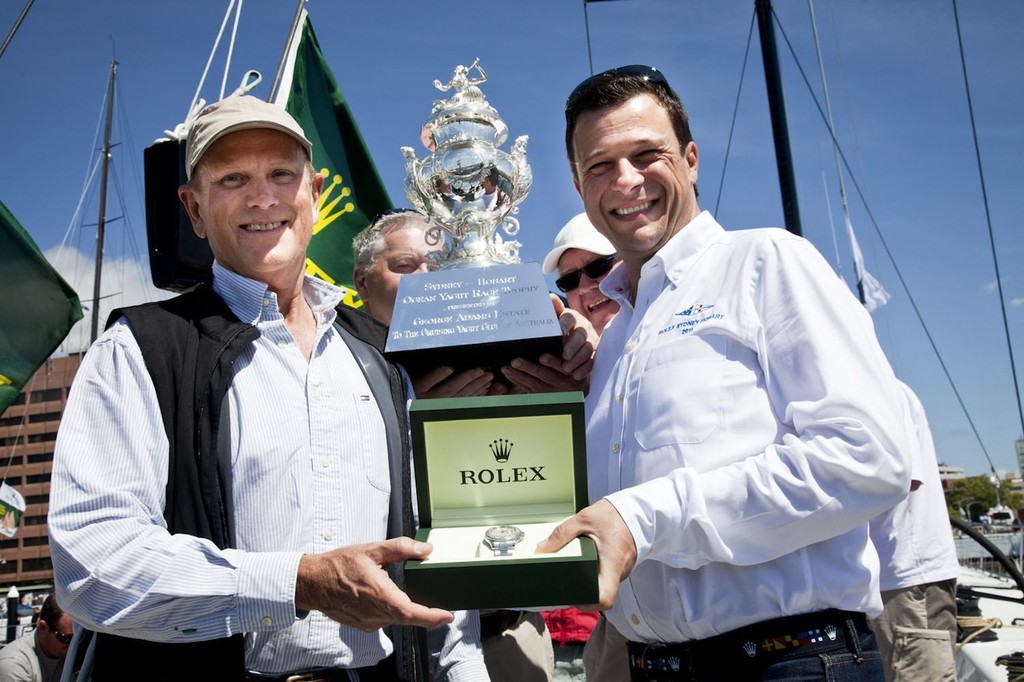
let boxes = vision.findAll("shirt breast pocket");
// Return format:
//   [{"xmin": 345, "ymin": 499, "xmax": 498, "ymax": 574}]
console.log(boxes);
[
  {"xmin": 352, "ymin": 394, "xmax": 392, "ymax": 494},
  {"xmin": 634, "ymin": 332, "xmax": 727, "ymax": 449}
]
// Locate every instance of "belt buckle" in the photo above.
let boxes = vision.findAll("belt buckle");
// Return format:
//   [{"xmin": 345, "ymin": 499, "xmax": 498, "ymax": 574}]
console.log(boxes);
[{"xmin": 285, "ymin": 675, "xmax": 323, "ymax": 682}]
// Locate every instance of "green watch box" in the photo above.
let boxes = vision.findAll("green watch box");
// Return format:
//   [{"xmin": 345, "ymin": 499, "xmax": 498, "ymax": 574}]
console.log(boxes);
[{"xmin": 404, "ymin": 391, "xmax": 599, "ymax": 610}]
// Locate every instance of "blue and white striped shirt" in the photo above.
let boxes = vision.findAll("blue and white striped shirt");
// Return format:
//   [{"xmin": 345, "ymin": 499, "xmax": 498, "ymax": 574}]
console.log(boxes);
[{"xmin": 49, "ymin": 263, "xmax": 486, "ymax": 679}]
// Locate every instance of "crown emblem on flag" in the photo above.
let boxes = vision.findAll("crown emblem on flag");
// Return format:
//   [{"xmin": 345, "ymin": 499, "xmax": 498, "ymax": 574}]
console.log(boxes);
[{"xmin": 489, "ymin": 438, "xmax": 513, "ymax": 463}]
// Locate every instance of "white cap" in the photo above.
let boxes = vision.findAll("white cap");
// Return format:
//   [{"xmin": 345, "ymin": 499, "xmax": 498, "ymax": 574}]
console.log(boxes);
[{"xmin": 542, "ymin": 212, "xmax": 616, "ymax": 274}]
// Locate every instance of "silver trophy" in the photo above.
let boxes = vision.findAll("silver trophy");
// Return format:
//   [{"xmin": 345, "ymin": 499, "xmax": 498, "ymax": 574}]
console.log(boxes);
[
  {"xmin": 401, "ymin": 59, "xmax": 532, "ymax": 269},
  {"xmin": 386, "ymin": 60, "xmax": 559, "ymax": 380}
]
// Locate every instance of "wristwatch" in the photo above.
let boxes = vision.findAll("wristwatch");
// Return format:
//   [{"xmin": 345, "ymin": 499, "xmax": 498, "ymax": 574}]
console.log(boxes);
[{"xmin": 484, "ymin": 525, "xmax": 525, "ymax": 557}]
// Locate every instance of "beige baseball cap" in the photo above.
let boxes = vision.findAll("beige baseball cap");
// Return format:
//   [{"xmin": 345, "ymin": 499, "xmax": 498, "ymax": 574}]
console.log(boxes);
[
  {"xmin": 185, "ymin": 95, "xmax": 313, "ymax": 180},
  {"xmin": 542, "ymin": 212, "xmax": 617, "ymax": 274}
]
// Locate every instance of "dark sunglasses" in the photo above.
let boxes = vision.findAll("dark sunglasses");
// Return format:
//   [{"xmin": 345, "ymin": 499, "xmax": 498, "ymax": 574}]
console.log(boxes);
[
  {"xmin": 555, "ymin": 254, "xmax": 618, "ymax": 293},
  {"xmin": 565, "ymin": 64, "xmax": 669, "ymax": 112}
]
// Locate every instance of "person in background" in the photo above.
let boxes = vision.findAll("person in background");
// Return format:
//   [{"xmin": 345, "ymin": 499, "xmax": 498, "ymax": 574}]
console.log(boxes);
[
  {"xmin": 353, "ymin": 208, "xmax": 495, "ymax": 399},
  {"xmin": 0, "ymin": 593, "xmax": 73, "ymax": 682},
  {"xmin": 47, "ymin": 95, "xmax": 487, "ymax": 681},
  {"xmin": 352, "ymin": 208, "xmax": 574, "ymax": 682},
  {"xmin": 868, "ymin": 382, "xmax": 959, "ymax": 681},
  {"xmin": 539, "ymin": 64, "xmax": 911, "ymax": 681},
  {"xmin": 542, "ymin": 212, "xmax": 621, "ymax": 337}
]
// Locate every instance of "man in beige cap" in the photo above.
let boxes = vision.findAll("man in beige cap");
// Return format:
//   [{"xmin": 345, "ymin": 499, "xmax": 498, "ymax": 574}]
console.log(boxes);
[
  {"xmin": 542, "ymin": 212, "xmax": 621, "ymax": 336},
  {"xmin": 48, "ymin": 95, "xmax": 488, "ymax": 681}
]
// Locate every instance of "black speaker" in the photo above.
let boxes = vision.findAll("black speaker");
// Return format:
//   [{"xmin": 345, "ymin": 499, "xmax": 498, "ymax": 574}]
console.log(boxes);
[{"xmin": 144, "ymin": 139, "xmax": 213, "ymax": 292}]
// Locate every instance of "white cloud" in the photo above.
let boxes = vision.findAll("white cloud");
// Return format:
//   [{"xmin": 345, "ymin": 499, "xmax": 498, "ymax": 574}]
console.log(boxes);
[
  {"xmin": 1011, "ymin": 297, "xmax": 1024, "ymax": 307},
  {"xmin": 43, "ymin": 245, "xmax": 174, "ymax": 356},
  {"xmin": 984, "ymin": 279, "xmax": 1000, "ymax": 294}
]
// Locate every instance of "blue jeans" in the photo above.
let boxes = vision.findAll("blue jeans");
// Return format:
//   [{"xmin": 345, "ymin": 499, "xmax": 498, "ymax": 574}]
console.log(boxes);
[{"xmin": 759, "ymin": 629, "xmax": 885, "ymax": 681}]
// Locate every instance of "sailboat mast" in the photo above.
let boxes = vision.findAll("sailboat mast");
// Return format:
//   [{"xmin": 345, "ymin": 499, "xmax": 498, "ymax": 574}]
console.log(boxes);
[
  {"xmin": 90, "ymin": 59, "xmax": 117, "ymax": 344},
  {"xmin": 755, "ymin": 0, "xmax": 802, "ymax": 236}
]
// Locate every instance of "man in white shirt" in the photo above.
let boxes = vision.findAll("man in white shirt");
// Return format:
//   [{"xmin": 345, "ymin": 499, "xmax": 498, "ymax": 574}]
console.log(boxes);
[
  {"xmin": 868, "ymin": 382, "xmax": 959, "ymax": 681},
  {"xmin": 48, "ymin": 95, "xmax": 488, "ymax": 681},
  {"xmin": 539, "ymin": 65, "xmax": 911, "ymax": 681}
]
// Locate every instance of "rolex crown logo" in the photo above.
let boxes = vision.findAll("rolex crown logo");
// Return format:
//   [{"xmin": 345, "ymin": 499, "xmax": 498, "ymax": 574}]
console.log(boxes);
[
  {"xmin": 742, "ymin": 641, "xmax": 757, "ymax": 658},
  {"xmin": 489, "ymin": 438, "xmax": 513, "ymax": 463}
]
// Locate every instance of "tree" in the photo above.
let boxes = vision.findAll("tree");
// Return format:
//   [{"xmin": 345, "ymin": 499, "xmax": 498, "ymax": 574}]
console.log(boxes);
[{"xmin": 945, "ymin": 475, "xmax": 1023, "ymax": 523}]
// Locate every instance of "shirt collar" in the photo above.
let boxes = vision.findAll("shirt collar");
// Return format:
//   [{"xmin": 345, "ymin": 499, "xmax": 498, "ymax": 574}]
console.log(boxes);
[
  {"xmin": 599, "ymin": 211, "xmax": 723, "ymax": 307},
  {"xmin": 210, "ymin": 261, "xmax": 347, "ymax": 325},
  {"xmin": 653, "ymin": 211, "xmax": 723, "ymax": 286}
]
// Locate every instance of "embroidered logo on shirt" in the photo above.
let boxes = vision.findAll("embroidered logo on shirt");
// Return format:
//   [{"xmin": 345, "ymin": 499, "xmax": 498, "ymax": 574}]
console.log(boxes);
[{"xmin": 658, "ymin": 303, "xmax": 724, "ymax": 336}]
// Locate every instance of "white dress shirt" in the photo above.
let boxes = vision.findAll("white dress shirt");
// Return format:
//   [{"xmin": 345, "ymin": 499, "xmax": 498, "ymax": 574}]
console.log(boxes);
[
  {"xmin": 587, "ymin": 212, "xmax": 911, "ymax": 643},
  {"xmin": 49, "ymin": 263, "xmax": 486, "ymax": 680},
  {"xmin": 870, "ymin": 382, "xmax": 959, "ymax": 591}
]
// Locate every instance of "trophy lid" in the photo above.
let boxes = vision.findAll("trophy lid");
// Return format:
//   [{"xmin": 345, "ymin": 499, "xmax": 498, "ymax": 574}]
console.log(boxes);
[{"xmin": 419, "ymin": 60, "xmax": 509, "ymax": 151}]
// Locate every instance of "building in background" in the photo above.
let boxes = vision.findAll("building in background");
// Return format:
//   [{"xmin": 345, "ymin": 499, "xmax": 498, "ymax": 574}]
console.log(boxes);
[{"xmin": 0, "ymin": 354, "xmax": 82, "ymax": 599}]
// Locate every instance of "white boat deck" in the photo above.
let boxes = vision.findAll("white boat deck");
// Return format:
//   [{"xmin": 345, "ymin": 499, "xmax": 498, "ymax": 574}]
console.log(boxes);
[{"xmin": 956, "ymin": 565, "xmax": 1024, "ymax": 681}]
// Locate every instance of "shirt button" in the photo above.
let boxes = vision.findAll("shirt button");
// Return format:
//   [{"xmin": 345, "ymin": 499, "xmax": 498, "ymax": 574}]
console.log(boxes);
[
  {"xmin": 616, "ymin": 393, "xmax": 624, "ymax": 403},
  {"xmin": 276, "ymin": 339, "xmax": 287, "ymax": 349},
  {"xmin": 631, "ymin": 614, "xmax": 640, "ymax": 626},
  {"xmin": 262, "ymin": 298, "xmax": 271, "ymax": 308},
  {"xmin": 625, "ymin": 341, "xmax": 636, "ymax": 352},
  {"xmin": 321, "ymin": 458, "xmax": 331, "ymax": 468},
  {"xmin": 261, "ymin": 616, "xmax": 273, "ymax": 627},
  {"xmin": 611, "ymin": 443, "xmax": 620, "ymax": 454},
  {"xmin": 323, "ymin": 530, "xmax": 333, "ymax": 541}
]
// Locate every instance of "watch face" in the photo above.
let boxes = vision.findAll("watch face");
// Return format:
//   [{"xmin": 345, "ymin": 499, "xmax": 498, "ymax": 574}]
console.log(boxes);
[{"xmin": 485, "ymin": 525, "xmax": 524, "ymax": 544}]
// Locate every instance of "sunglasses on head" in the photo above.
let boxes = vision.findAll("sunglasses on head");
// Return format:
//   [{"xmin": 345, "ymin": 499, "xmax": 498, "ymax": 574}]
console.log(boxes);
[
  {"xmin": 565, "ymin": 64, "xmax": 669, "ymax": 112},
  {"xmin": 555, "ymin": 253, "xmax": 618, "ymax": 293}
]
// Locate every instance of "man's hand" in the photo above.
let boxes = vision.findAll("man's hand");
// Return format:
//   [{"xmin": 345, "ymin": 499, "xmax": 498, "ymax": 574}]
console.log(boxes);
[
  {"xmin": 413, "ymin": 367, "xmax": 494, "ymax": 398},
  {"xmin": 295, "ymin": 537, "xmax": 454, "ymax": 631},
  {"xmin": 500, "ymin": 295, "xmax": 597, "ymax": 394},
  {"xmin": 536, "ymin": 499, "xmax": 637, "ymax": 610}
]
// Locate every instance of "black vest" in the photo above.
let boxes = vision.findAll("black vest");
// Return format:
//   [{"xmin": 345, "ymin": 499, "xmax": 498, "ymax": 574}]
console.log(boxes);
[{"xmin": 84, "ymin": 284, "xmax": 421, "ymax": 681}]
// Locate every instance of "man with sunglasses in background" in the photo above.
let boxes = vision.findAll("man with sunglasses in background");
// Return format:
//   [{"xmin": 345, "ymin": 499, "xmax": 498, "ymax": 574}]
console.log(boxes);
[
  {"xmin": 538, "ymin": 65, "xmax": 912, "ymax": 681},
  {"xmin": 0, "ymin": 594, "xmax": 73, "ymax": 682},
  {"xmin": 543, "ymin": 212, "xmax": 621, "ymax": 336}
]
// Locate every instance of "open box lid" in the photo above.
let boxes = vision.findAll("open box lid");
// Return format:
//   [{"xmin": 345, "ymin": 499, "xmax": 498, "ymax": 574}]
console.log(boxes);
[{"xmin": 409, "ymin": 391, "xmax": 587, "ymax": 529}]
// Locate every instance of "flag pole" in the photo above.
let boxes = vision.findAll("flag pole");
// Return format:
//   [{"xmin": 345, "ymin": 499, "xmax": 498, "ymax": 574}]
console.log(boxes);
[{"xmin": 269, "ymin": 0, "xmax": 307, "ymax": 102}]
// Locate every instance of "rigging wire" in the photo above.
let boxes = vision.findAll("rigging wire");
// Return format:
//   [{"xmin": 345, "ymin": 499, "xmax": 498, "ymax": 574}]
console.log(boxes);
[
  {"xmin": 713, "ymin": 9, "xmax": 756, "ymax": 219},
  {"xmin": 582, "ymin": 0, "xmax": 594, "ymax": 76},
  {"xmin": 219, "ymin": 0, "xmax": 244, "ymax": 101},
  {"xmin": 952, "ymin": 0, "xmax": 1024, "ymax": 444},
  {"xmin": 0, "ymin": 0, "xmax": 34, "ymax": 62},
  {"xmin": 806, "ymin": 0, "xmax": 847, "ymax": 278},
  {"xmin": 767, "ymin": 6, "xmax": 997, "ymax": 467},
  {"xmin": 187, "ymin": 0, "xmax": 238, "ymax": 118}
]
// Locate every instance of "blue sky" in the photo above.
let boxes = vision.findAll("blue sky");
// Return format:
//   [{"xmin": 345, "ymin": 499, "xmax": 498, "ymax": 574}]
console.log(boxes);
[{"xmin": 2, "ymin": 0, "xmax": 1023, "ymax": 476}]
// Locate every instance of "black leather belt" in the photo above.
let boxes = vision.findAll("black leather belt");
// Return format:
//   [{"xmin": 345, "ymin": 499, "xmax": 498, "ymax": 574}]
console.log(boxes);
[{"xmin": 627, "ymin": 609, "xmax": 871, "ymax": 681}]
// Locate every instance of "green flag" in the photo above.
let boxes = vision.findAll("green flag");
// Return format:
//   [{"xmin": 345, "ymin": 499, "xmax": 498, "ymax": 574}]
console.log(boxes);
[
  {"xmin": 0, "ymin": 200, "xmax": 83, "ymax": 413},
  {"xmin": 275, "ymin": 10, "xmax": 392, "ymax": 308}
]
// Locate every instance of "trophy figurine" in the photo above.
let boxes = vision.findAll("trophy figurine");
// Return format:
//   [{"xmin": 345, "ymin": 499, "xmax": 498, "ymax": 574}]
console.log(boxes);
[{"xmin": 385, "ymin": 59, "xmax": 561, "ymax": 380}]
